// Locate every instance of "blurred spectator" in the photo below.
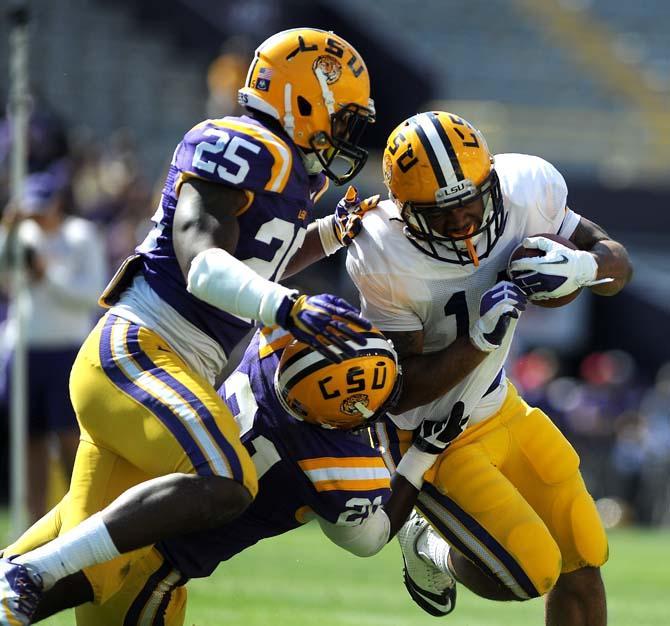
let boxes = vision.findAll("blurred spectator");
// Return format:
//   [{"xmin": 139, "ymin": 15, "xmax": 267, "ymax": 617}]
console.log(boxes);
[
  {"xmin": 206, "ymin": 37, "xmax": 252, "ymax": 118},
  {"xmin": 69, "ymin": 127, "xmax": 154, "ymax": 271},
  {"xmin": 0, "ymin": 169, "xmax": 107, "ymax": 521},
  {"xmin": 0, "ymin": 95, "xmax": 70, "ymax": 206}
]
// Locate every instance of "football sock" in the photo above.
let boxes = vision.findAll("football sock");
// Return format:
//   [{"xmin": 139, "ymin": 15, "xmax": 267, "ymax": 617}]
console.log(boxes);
[
  {"xmin": 15, "ymin": 512, "xmax": 120, "ymax": 590},
  {"xmin": 416, "ymin": 524, "xmax": 451, "ymax": 574}
]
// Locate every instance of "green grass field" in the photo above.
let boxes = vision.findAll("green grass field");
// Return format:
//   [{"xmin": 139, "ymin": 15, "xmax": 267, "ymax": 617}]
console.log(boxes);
[{"xmin": 2, "ymin": 512, "xmax": 669, "ymax": 625}]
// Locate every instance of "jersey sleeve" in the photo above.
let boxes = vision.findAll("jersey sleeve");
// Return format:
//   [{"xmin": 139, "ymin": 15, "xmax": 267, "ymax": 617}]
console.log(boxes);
[
  {"xmin": 173, "ymin": 119, "xmax": 294, "ymax": 196},
  {"xmin": 295, "ymin": 429, "xmax": 391, "ymax": 526},
  {"xmin": 522, "ymin": 155, "xmax": 572, "ymax": 235}
]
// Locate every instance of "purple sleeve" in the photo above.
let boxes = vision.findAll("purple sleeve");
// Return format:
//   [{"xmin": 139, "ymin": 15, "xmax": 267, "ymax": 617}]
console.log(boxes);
[{"xmin": 297, "ymin": 430, "xmax": 392, "ymax": 525}]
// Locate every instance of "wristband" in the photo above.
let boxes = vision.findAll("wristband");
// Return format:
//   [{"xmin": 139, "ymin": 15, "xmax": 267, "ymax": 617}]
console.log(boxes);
[
  {"xmin": 316, "ymin": 216, "xmax": 343, "ymax": 257},
  {"xmin": 395, "ymin": 445, "xmax": 439, "ymax": 491}
]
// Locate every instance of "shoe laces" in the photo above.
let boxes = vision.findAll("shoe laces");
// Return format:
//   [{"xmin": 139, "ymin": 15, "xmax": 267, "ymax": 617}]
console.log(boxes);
[
  {"xmin": 414, "ymin": 528, "xmax": 454, "ymax": 594},
  {"xmin": 419, "ymin": 556, "xmax": 454, "ymax": 594}
]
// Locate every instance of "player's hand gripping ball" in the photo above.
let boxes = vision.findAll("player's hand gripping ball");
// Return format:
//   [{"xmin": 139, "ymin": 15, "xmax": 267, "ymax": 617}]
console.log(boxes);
[{"xmin": 507, "ymin": 233, "xmax": 584, "ymax": 308}]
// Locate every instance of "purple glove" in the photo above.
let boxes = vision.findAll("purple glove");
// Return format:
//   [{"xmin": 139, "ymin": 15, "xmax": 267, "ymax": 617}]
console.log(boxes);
[
  {"xmin": 333, "ymin": 185, "xmax": 380, "ymax": 247},
  {"xmin": 275, "ymin": 293, "xmax": 372, "ymax": 363},
  {"xmin": 469, "ymin": 281, "xmax": 526, "ymax": 352}
]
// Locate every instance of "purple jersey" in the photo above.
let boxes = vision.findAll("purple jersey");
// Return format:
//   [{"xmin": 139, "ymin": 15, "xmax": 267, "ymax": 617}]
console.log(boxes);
[
  {"xmin": 158, "ymin": 327, "xmax": 391, "ymax": 579},
  {"xmin": 102, "ymin": 115, "xmax": 328, "ymax": 358}
]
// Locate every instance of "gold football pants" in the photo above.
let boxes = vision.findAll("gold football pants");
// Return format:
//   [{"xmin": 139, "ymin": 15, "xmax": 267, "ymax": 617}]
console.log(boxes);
[
  {"xmin": 6, "ymin": 313, "xmax": 257, "ymax": 604},
  {"xmin": 373, "ymin": 382, "xmax": 608, "ymax": 598},
  {"xmin": 4, "ymin": 496, "xmax": 185, "ymax": 626}
]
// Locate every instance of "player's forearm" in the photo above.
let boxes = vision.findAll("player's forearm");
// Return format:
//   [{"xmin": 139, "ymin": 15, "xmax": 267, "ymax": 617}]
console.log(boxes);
[
  {"xmin": 394, "ymin": 337, "xmax": 488, "ymax": 413},
  {"xmin": 282, "ymin": 222, "xmax": 326, "ymax": 278},
  {"xmin": 384, "ymin": 473, "xmax": 420, "ymax": 539},
  {"xmin": 589, "ymin": 239, "xmax": 633, "ymax": 296}
]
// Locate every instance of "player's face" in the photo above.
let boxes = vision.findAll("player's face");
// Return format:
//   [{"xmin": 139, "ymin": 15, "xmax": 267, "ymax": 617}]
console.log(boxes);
[{"xmin": 424, "ymin": 196, "xmax": 485, "ymax": 238}]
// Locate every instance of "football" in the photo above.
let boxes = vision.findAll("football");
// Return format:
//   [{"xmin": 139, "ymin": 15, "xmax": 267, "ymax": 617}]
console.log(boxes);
[{"xmin": 507, "ymin": 233, "xmax": 581, "ymax": 308}]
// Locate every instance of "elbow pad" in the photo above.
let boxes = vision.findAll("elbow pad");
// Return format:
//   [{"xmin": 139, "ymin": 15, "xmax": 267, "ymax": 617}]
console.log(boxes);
[
  {"xmin": 317, "ymin": 509, "xmax": 391, "ymax": 558},
  {"xmin": 187, "ymin": 248, "xmax": 295, "ymax": 325}
]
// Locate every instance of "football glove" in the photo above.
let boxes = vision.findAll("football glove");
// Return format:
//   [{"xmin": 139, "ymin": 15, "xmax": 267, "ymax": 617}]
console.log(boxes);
[
  {"xmin": 469, "ymin": 281, "xmax": 526, "ymax": 352},
  {"xmin": 334, "ymin": 185, "xmax": 380, "ymax": 246},
  {"xmin": 275, "ymin": 293, "xmax": 372, "ymax": 363},
  {"xmin": 413, "ymin": 403, "xmax": 469, "ymax": 455},
  {"xmin": 508, "ymin": 236, "xmax": 612, "ymax": 300}
]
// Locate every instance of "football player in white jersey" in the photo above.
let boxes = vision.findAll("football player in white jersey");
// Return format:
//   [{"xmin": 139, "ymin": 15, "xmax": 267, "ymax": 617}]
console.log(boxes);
[{"xmin": 346, "ymin": 111, "xmax": 632, "ymax": 625}]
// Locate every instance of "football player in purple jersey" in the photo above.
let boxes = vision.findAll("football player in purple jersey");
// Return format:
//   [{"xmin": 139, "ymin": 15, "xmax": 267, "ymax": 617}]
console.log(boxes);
[
  {"xmin": 6, "ymin": 325, "xmax": 460, "ymax": 625},
  {"xmin": 0, "ymin": 28, "xmax": 380, "ymax": 625}
]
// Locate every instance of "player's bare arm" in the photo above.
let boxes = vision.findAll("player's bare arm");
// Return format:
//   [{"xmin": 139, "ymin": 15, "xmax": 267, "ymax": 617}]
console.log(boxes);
[
  {"xmin": 569, "ymin": 216, "xmax": 633, "ymax": 295},
  {"xmin": 172, "ymin": 178, "xmax": 247, "ymax": 279},
  {"xmin": 384, "ymin": 473, "xmax": 421, "ymax": 537},
  {"xmin": 383, "ymin": 329, "xmax": 487, "ymax": 414},
  {"xmin": 283, "ymin": 221, "xmax": 325, "ymax": 278},
  {"xmin": 284, "ymin": 186, "xmax": 380, "ymax": 278},
  {"xmin": 174, "ymin": 178, "xmax": 371, "ymax": 362}
]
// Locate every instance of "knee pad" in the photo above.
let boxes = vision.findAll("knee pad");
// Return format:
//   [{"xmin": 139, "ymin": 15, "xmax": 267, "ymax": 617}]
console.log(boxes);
[
  {"xmin": 569, "ymin": 491, "xmax": 609, "ymax": 570},
  {"xmin": 507, "ymin": 521, "xmax": 562, "ymax": 597}
]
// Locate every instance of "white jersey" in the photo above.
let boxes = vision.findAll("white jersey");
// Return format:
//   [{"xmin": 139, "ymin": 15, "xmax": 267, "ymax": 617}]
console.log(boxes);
[
  {"xmin": 2, "ymin": 216, "xmax": 107, "ymax": 348},
  {"xmin": 346, "ymin": 153, "xmax": 581, "ymax": 430}
]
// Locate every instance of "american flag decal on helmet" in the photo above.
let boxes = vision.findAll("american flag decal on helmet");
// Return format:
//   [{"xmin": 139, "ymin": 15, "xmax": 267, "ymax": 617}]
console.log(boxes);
[{"xmin": 256, "ymin": 67, "xmax": 273, "ymax": 91}]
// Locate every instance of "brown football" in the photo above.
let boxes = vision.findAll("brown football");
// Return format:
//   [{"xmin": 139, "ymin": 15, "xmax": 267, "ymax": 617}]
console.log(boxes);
[{"xmin": 507, "ymin": 233, "xmax": 582, "ymax": 308}]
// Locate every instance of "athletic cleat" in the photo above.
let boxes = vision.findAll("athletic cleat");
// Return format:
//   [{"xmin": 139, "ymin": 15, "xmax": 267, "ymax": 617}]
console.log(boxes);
[
  {"xmin": 0, "ymin": 558, "xmax": 43, "ymax": 625},
  {"xmin": 397, "ymin": 511, "xmax": 456, "ymax": 617}
]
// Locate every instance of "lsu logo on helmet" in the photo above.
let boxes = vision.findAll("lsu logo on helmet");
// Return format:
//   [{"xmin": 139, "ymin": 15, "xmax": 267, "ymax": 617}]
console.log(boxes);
[
  {"xmin": 274, "ymin": 325, "xmax": 401, "ymax": 430},
  {"xmin": 238, "ymin": 28, "xmax": 375, "ymax": 185},
  {"xmin": 383, "ymin": 111, "xmax": 506, "ymax": 266},
  {"xmin": 312, "ymin": 55, "xmax": 342, "ymax": 84}
]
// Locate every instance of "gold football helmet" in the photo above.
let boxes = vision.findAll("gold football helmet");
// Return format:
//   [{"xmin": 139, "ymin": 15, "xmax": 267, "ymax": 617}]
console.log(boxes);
[
  {"xmin": 238, "ymin": 27, "xmax": 375, "ymax": 185},
  {"xmin": 383, "ymin": 111, "xmax": 506, "ymax": 266},
  {"xmin": 274, "ymin": 326, "xmax": 401, "ymax": 430}
]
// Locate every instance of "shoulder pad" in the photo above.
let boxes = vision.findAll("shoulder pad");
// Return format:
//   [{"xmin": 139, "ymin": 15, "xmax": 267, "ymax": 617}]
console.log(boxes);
[{"xmin": 174, "ymin": 118, "xmax": 295, "ymax": 194}]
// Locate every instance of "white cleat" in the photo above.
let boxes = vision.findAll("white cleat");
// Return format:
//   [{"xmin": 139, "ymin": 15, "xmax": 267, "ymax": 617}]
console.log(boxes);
[
  {"xmin": 0, "ymin": 558, "xmax": 43, "ymax": 626},
  {"xmin": 396, "ymin": 511, "xmax": 456, "ymax": 617}
]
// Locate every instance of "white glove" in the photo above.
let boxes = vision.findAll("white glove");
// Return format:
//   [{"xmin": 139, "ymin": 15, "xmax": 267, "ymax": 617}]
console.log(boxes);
[
  {"xmin": 508, "ymin": 236, "xmax": 612, "ymax": 300},
  {"xmin": 469, "ymin": 281, "xmax": 526, "ymax": 353}
]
